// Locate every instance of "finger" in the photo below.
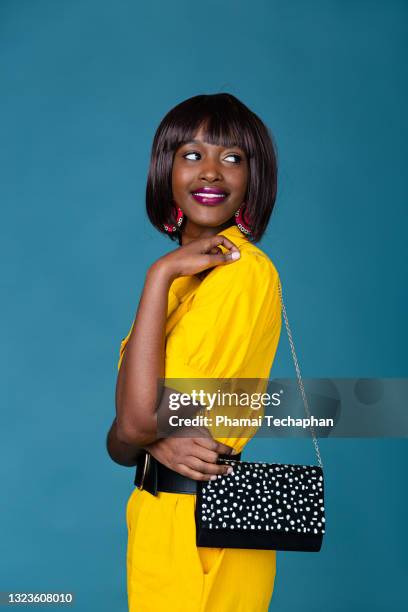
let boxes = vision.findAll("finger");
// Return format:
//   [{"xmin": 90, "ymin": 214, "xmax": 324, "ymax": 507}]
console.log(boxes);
[
  {"xmin": 193, "ymin": 434, "xmax": 220, "ymax": 453},
  {"xmin": 177, "ymin": 463, "xmax": 230, "ymax": 481},
  {"xmin": 188, "ymin": 455, "xmax": 235, "ymax": 475},
  {"xmin": 176, "ymin": 464, "xmax": 215, "ymax": 481},
  {"xmin": 192, "ymin": 431, "xmax": 235, "ymax": 456},
  {"xmin": 190, "ymin": 442, "xmax": 221, "ymax": 465},
  {"xmin": 200, "ymin": 250, "xmax": 240, "ymax": 268},
  {"xmin": 208, "ymin": 246, "xmax": 222, "ymax": 255},
  {"xmin": 202, "ymin": 234, "xmax": 240, "ymax": 255},
  {"xmin": 190, "ymin": 441, "xmax": 235, "ymax": 476},
  {"xmin": 216, "ymin": 441, "xmax": 236, "ymax": 455}
]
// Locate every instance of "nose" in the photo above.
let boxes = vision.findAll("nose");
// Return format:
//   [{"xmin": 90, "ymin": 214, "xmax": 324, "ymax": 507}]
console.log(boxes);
[{"xmin": 199, "ymin": 157, "xmax": 223, "ymax": 182}]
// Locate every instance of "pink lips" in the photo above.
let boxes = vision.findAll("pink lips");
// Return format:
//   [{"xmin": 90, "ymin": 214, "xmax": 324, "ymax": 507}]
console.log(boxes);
[{"xmin": 191, "ymin": 187, "xmax": 229, "ymax": 206}]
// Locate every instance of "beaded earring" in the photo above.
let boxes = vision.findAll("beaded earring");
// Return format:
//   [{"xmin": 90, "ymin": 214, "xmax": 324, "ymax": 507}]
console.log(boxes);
[
  {"xmin": 234, "ymin": 203, "xmax": 252, "ymax": 236},
  {"xmin": 163, "ymin": 204, "xmax": 184, "ymax": 233}
]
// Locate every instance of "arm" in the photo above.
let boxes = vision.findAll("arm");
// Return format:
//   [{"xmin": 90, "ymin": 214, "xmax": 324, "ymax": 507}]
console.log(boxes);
[
  {"xmin": 115, "ymin": 262, "xmax": 174, "ymax": 446},
  {"xmin": 114, "ymin": 234, "xmax": 241, "ymax": 447},
  {"xmin": 106, "ymin": 415, "xmax": 236, "ymax": 481},
  {"xmin": 106, "ymin": 417, "xmax": 145, "ymax": 467}
]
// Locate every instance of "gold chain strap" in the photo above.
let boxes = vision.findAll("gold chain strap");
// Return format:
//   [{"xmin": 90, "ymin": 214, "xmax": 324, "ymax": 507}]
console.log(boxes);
[{"xmin": 277, "ymin": 279, "xmax": 323, "ymax": 469}]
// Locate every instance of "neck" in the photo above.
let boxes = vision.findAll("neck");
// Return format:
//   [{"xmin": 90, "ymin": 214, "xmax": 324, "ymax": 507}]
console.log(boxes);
[{"xmin": 180, "ymin": 219, "xmax": 234, "ymax": 246}]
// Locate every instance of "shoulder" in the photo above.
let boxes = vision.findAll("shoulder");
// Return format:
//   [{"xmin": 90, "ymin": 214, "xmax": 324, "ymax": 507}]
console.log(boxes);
[
  {"xmin": 196, "ymin": 240, "xmax": 280, "ymax": 304},
  {"xmin": 209, "ymin": 240, "xmax": 279, "ymax": 287},
  {"xmin": 239, "ymin": 240, "xmax": 279, "ymax": 281}
]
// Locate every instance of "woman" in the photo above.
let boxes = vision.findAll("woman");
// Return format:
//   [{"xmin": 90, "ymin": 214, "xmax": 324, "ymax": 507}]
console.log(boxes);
[{"xmin": 107, "ymin": 93, "xmax": 282, "ymax": 611}]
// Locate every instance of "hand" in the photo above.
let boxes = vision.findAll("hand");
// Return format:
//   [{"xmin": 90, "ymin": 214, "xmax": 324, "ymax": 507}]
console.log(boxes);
[
  {"xmin": 144, "ymin": 426, "xmax": 237, "ymax": 481},
  {"xmin": 152, "ymin": 233, "xmax": 241, "ymax": 281}
]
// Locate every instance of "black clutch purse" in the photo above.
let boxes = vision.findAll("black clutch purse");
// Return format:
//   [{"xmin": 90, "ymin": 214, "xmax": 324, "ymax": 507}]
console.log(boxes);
[{"xmin": 195, "ymin": 281, "xmax": 326, "ymax": 552}]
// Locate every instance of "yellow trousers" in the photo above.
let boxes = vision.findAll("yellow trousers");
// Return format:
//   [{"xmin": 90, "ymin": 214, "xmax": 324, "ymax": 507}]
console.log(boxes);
[{"xmin": 126, "ymin": 487, "xmax": 277, "ymax": 611}]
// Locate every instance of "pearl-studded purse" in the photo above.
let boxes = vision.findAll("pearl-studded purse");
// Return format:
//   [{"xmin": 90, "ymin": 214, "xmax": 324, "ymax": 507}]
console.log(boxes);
[{"xmin": 195, "ymin": 281, "xmax": 326, "ymax": 552}]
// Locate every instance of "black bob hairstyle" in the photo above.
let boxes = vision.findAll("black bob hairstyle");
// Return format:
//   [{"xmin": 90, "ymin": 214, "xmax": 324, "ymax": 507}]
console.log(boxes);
[{"xmin": 146, "ymin": 93, "xmax": 278, "ymax": 243}]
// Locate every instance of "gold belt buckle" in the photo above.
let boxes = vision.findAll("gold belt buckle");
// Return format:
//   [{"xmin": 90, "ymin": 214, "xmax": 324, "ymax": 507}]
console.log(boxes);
[{"xmin": 139, "ymin": 452, "xmax": 151, "ymax": 490}]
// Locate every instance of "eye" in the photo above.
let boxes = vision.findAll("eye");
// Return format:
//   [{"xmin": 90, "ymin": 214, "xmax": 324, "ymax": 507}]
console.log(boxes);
[
  {"xmin": 183, "ymin": 151, "xmax": 201, "ymax": 161},
  {"xmin": 224, "ymin": 154, "xmax": 242, "ymax": 163},
  {"xmin": 182, "ymin": 150, "xmax": 243, "ymax": 163}
]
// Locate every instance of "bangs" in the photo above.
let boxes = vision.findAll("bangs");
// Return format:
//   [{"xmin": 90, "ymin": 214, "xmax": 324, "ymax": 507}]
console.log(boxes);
[{"xmin": 163, "ymin": 96, "xmax": 255, "ymax": 158}]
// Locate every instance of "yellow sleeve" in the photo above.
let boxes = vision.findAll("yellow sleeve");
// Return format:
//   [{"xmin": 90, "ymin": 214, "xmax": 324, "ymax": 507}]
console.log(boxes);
[
  {"xmin": 165, "ymin": 249, "xmax": 281, "ymax": 380},
  {"xmin": 117, "ymin": 321, "xmax": 134, "ymax": 372}
]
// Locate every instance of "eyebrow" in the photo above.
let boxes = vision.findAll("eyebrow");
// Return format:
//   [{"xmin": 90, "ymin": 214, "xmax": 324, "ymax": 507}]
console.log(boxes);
[{"xmin": 182, "ymin": 139, "xmax": 243, "ymax": 149}]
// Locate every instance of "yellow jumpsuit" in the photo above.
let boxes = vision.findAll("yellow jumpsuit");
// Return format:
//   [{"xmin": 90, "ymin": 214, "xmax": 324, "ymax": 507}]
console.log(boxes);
[{"xmin": 117, "ymin": 224, "xmax": 282, "ymax": 612}]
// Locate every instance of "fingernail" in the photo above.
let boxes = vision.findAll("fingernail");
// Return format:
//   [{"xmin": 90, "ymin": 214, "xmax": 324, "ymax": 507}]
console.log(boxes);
[
  {"xmin": 227, "ymin": 467, "xmax": 234, "ymax": 475},
  {"xmin": 231, "ymin": 251, "xmax": 240, "ymax": 260},
  {"xmin": 210, "ymin": 475, "xmax": 218, "ymax": 480}
]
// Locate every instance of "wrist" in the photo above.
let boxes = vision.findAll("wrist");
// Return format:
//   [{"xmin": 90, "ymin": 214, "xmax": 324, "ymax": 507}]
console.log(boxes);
[{"xmin": 148, "ymin": 258, "xmax": 179, "ymax": 284}]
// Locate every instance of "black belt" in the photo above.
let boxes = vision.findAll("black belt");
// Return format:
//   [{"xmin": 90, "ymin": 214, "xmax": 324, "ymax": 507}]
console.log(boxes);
[{"xmin": 134, "ymin": 451, "xmax": 242, "ymax": 496}]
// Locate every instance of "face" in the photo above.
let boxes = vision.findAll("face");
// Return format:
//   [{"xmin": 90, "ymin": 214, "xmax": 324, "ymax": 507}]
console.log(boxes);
[{"xmin": 171, "ymin": 125, "xmax": 249, "ymax": 233}]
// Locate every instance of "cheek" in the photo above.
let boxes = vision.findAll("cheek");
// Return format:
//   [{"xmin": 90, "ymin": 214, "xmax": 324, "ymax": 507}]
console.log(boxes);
[
  {"xmin": 231, "ymin": 170, "xmax": 249, "ymax": 197},
  {"xmin": 228, "ymin": 161, "xmax": 248, "ymax": 187},
  {"xmin": 172, "ymin": 165, "xmax": 192, "ymax": 192}
]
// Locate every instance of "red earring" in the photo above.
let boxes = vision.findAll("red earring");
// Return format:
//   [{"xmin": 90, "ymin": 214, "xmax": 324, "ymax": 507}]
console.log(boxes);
[
  {"xmin": 163, "ymin": 204, "xmax": 184, "ymax": 233},
  {"xmin": 234, "ymin": 203, "xmax": 252, "ymax": 236}
]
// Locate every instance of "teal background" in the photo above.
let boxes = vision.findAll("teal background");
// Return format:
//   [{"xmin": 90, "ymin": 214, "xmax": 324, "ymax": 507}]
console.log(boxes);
[{"xmin": 1, "ymin": 0, "xmax": 407, "ymax": 610}]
